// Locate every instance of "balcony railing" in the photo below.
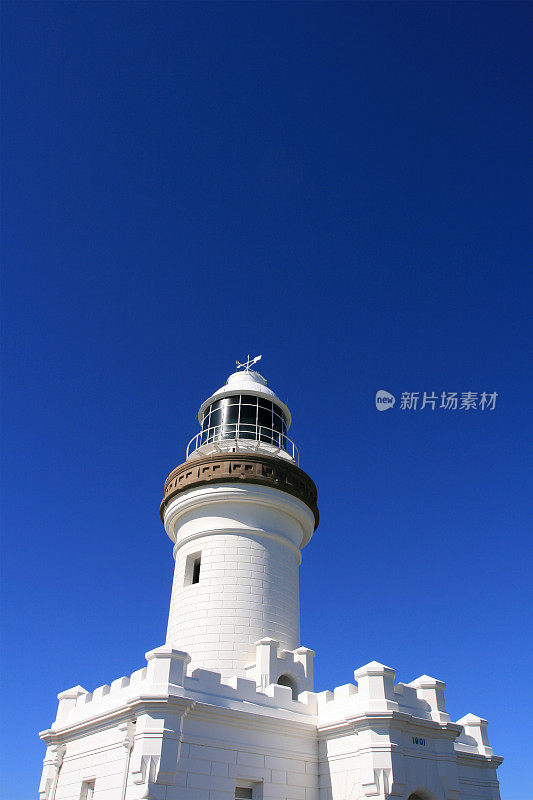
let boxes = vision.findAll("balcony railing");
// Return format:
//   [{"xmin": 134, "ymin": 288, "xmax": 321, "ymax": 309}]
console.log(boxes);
[{"xmin": 186, "ymin": 424, "xmax": 299, "ymax": 464}]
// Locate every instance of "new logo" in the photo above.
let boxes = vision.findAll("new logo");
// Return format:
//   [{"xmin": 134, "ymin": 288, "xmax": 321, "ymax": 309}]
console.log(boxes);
[{"xmin": 375, "ymin": 390, "xmax": 396, "ymax": 411}]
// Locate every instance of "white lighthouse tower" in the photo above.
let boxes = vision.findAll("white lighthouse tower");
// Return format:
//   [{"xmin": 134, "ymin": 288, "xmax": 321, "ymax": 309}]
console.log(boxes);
[
  {"xmin": 161, "ymin": 357, "xmax": 318, "ymax": 683},
  {"xmin": 39, "ymin": 358, "xmax": 503, "ymax": 800}
]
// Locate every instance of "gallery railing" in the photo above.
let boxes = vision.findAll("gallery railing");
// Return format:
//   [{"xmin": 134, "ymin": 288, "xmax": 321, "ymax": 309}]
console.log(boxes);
[{"xmin": 186, "ymin": 424, "xmax": 299, "ymax": 464}]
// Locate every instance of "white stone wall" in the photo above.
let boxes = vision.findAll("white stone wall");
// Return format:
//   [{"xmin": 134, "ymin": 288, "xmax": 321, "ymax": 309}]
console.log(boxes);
[
  {"xmin": 167, "ymin": 531, "xmax": 300, "ymax": 677},
  {"xmin": 53, "ymin": 728, "xmax": 127, "ymax": 800},
  {"xmin": 316, "ymin": 662, "xmax": 502, "ymax": 800},
  {"xmin": 39, "ymin": 651, "xmax": 502, "ymax": 800},
  {"xmin": 40, "ymin": 646, "xmax": 320, "ymax": 800},
  {"xmin": 175, "ymin": 713, "xmax": 319, "ymax": 800},
  {"xmin": 163, "ymin": 483, "xmax": 315, "ymax": 680}
]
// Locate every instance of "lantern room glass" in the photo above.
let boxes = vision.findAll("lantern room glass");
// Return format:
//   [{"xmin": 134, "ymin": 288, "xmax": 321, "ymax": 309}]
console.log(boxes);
[{"xmin": 200, "ymin": 395, "xmax": 288, "ymax": 450}]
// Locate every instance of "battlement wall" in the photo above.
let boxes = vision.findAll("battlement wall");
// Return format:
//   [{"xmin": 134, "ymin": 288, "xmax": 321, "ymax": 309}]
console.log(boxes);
[
  {"xmin": 49, "ymin": 652, "xmax": 495, "ymax": 764},
  {"xmin": 41, "ymin": 655, "xmax": 501, "ymax": 800},
  {"xmin": 48, "ymin": 644, "xmax": 317, "ymax": 735}
]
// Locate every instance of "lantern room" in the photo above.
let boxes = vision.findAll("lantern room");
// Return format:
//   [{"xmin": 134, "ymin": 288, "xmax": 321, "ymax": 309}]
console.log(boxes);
[{"xmin": 186, "ymin": 359, "xmax": 298, "ymax": 462}]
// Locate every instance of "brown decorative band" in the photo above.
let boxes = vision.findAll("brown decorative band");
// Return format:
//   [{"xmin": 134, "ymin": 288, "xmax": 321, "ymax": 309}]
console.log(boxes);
[{"xmin": 160, "ymin": 452, "xmax": 319, "ymax": 529}]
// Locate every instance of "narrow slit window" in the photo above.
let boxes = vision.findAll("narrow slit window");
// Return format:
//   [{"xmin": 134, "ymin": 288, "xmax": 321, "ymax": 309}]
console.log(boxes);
[
  {"xmin": 80, "ymin": 781, "xmax": 95, "ymax": 800},
  {"xmin": 235, "ymin": 781, "xmax": 262, "ymax": 799},
  {"xmin": 192, "ymin": 557, "xmax": 201, "ymax": 584},
  {"xmin": 184, "ymin": 551, "xmax": 202, "ymax": 586}
]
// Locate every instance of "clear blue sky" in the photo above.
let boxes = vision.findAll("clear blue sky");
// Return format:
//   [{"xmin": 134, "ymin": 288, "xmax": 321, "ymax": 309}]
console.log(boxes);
[{"xmin": 2, "ymin": 2, "xmax": 531, "ymax": 798}]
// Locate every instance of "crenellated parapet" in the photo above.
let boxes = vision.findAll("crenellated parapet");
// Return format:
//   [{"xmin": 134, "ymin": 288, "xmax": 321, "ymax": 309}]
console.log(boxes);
[
  {"xmin": 41, "ymin": 644, "xmax": 318, "ymax": 739},
  {"xmin": 455, "ymin": 713, "xmax": 495, "ymax": 757},
  {"xmin": 245, "ymin": 638, "xmax": 315, "ymax": 695},
  {"xmin": 40, "ymin": 652, "xmax": 502, "ymax": 800},
  {"xmin": 43, "ymin": 654, "xmax": 501, "ymax": 760},
  {"xmin": 316, "ymin": 661, "xmax": 502, "ymax": 800},
  {"xmin": 40, "ymin": 645, "xmax": 319, "ymax": 800}
]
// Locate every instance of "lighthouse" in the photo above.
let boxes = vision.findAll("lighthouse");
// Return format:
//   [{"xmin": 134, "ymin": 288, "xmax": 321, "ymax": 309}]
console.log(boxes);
[
  {"xmin": 38, "ymin": 358, "xmax": 503, "ymax": 800},
  {"xmin": 160, "ymin": 357, "xmax": 318, "ymax": 682}
]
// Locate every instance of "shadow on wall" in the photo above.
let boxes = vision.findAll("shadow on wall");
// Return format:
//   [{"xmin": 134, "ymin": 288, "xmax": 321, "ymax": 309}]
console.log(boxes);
[{"xmin": 277, "ymin": 673, "xmax": 298, "ymax": 700}]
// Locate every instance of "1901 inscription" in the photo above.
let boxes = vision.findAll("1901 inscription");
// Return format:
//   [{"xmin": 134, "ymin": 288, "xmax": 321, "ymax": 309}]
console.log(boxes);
[{"xmin": 412, "ymin": 736, "xmax": 426, "ymax": 746}]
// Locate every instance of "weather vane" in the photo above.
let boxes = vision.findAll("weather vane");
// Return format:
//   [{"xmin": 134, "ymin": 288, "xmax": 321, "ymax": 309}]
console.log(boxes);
[{"xmin": 236, "ymin": 354, "xmax": 262, "ymax": 372}]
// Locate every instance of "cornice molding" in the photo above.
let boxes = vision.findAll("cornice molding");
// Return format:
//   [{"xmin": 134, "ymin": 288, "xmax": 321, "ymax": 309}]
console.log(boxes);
[
  {"xmin": 160, "ymin": 452, "xmax": 319, "ymax": 529},
  {"xmin": 456, "ymin": 752, "xmax": 504, "ymax": 767},
  {"xmin": 317, "ymin": 711, "xmax": 462, "ymax": 741},
  {"xmin": 40, "ymin": 689, "xmax": 317, "ymax": 744}
]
